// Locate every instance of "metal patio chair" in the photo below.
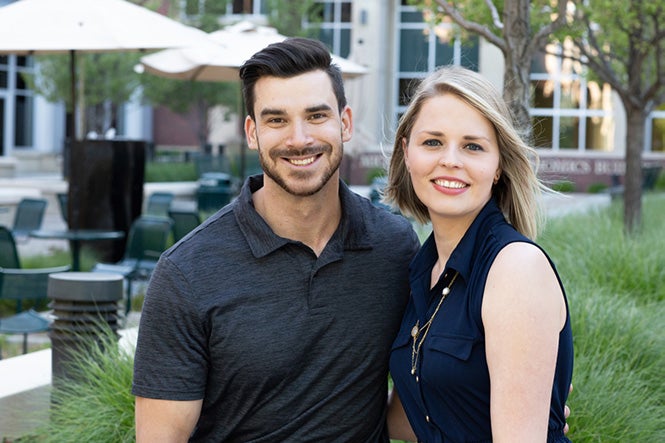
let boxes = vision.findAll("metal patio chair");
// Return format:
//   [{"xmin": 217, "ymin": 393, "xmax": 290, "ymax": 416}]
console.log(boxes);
[
  {"xmin": 0, "ymin": 226, "xmax": 70, "ymax": 357},
  {"xmin": 92, "ymin": 216, "xmax": 173, "ymax": 314},
  {"xmin": 168, "ymin": 209, "xmax": 201, "ymax": 242},
  {"xmin": 12, "ymin": 197, "xmax": 48, "ymax": 240}
]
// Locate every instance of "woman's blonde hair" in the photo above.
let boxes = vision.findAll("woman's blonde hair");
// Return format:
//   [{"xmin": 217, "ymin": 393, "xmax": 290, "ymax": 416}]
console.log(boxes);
[{"xmin": 384, "ymin": 65, "xmax": 546, "ymax": 239}]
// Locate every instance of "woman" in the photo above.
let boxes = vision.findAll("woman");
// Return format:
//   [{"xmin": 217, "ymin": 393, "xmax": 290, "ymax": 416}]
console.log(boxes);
[{"xmin": 385, "ymin": 66, "xmax": 573, "ymax": 442}]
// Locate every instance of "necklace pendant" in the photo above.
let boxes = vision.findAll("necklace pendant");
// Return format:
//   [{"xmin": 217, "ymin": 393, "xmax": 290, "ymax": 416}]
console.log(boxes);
[
  {"xmin": 410, "ymin": 368, "xmax": 415, "ymax": 375},
  {"xmin": 410, "ymin": 325, "xmax": 419, "ymax": 338}
]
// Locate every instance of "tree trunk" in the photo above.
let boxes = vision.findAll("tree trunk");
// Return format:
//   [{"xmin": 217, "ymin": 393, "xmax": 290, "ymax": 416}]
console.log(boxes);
[
  {"xmin": 623, "ymin": 104, "xmax": 646, "ymax": 234},
  {"xmin": 502, "ymin": 0, "xmax": 533, "ymax": 142},
  {"xmin": 502, "ymin": 56, "xmax": 533, "ymax": 142}
]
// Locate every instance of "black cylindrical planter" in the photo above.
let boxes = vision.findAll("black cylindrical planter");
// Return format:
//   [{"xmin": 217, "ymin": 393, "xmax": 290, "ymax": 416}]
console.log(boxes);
[
  {"xmin": 67, "ymin": 139, "xmax": 146, "ymax": 263},
  {"xmin": 47, "ymin": 272, "xmax": 123, "ymax": 384}
]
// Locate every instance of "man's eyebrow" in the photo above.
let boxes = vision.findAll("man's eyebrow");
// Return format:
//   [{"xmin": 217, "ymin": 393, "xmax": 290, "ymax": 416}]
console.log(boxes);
[
  {"xmin": 259, "ymin": 108, "xmax": 286, "ymax": 118},
  {"xmin": 306, "ymin": 104, "xmax": 333, "ymax": 113}
]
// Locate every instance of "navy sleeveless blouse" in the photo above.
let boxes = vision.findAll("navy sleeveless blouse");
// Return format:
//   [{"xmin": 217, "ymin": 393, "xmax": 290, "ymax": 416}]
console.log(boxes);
[{"xmin": 389, "ymin": 199, "xmax": 573, "ymax": 442}]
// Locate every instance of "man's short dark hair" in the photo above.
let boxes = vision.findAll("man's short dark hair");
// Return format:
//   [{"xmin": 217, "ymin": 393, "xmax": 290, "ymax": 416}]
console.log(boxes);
[{"xmin": 239, "ymin": 37, "xmax": 347, "ymax": 120}]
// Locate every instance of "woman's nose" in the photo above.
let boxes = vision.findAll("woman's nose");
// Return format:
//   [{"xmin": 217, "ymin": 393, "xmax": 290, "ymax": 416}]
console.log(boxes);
[{"xmin": 438, "ymin": 146, "xmax": 462, "ymax": 168}]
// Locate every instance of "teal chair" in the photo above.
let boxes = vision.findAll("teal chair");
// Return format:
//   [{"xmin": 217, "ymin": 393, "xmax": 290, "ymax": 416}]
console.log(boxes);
[
  {"xmin": 145, "ymin": 192, "xmax": 174, "ymax": 217},
  {"xmin": 0, "ymin": 266, "xmax": 70, "ymax": 357},
  {"xmin": 92, "ymin": 216, "xmax": 173, "ymax": 314},
  {"xmin": 0, "ymin": 225, "xmax": 21, "ymax": 268},
  {"xmin": 0, "ymin": 226, "xmax": 70, "ymax": 357},
  {"xmin": 12, "ymin": 197, "xmax": 48, "ymax": 239},
  {"xmin": 57, "ymin": 192, "xmax": 68, "ymax": 225},
  {"xmin": 168, "ymin": 209, "xmax": 201, "ymax": 242}
]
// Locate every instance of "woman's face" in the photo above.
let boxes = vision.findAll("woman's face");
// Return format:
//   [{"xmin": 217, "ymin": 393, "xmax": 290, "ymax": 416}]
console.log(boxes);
[{"xmin": 403, "ymin": 92, "xmax": 501, "ymax": 225}]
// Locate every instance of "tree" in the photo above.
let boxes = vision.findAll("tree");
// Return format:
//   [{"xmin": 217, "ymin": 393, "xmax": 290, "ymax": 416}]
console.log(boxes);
[
  {"xmin": 412, "ymin": 0, "xmax": 570, "ymax": 141},
  {"xmin": 568, "ymin": 0, "xmax": 665, "ymax": 233}
]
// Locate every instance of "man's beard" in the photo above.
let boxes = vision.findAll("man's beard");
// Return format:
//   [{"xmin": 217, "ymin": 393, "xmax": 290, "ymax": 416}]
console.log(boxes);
[{"xmin": 258, "ymin": 143, "xmax": 343, "ymax": 197}]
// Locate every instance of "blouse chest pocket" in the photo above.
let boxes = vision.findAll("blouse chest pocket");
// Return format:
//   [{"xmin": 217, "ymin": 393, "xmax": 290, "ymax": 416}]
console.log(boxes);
[
  {"xmin": 426, "ymin": 334, "xmax": 475, "ymax": 361},
  {"xmin": 391, "ymin": 329, "xmax": 413, "ymax": 351}
]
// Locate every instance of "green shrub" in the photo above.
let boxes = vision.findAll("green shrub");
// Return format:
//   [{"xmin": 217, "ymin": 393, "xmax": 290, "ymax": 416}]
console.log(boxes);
[
  {"xmin": 32, "ymin": 327, "xmax": 136, "ymax": 442},
  {"xmin": 366, "ymin": 167, "xmax": 388, "ymax": 184},
  {"xmin": 550, "ymin": 180, "xmax": 576, "ymax": 193},
  {"xmin": 145, "ymin": 161, "xmax": 197, "ymax": 182},
  {"xmin": 655, "ymin": 169, "xmax": 665, "ymax": 191},
  {"xmin": 539, "ymin": 194, "xmax": 665, "ymax": 441},
  {"xmin": 586, "ymin": 182, "xmax": 608, "ymax": 193}
]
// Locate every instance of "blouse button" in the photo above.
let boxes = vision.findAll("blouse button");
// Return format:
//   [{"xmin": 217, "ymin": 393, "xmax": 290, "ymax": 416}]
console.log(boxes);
[{"xmin": 425, "ymin": 415, "xmax": 430, "ymax": 423}]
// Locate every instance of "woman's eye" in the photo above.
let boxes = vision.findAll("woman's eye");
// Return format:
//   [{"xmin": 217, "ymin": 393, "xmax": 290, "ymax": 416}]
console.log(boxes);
[
  {"xmin": 465, "ymin": 143, "xmax": 484, "ymax": 151},
  {"xmin": 423, "ymin": 139, "xmax": 441, "ymax": 147}
]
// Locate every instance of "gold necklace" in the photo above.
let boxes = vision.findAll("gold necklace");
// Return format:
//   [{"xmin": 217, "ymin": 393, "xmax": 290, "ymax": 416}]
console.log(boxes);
[{"xmin": 410, "ymin": 271, "xmax": 459, "ymax": 378}]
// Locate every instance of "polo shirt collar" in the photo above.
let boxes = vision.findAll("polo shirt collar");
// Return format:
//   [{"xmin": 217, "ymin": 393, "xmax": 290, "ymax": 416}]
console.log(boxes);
[{"xmin": 235, "ymin": 175, "xmax": 373, "ymax": 258}]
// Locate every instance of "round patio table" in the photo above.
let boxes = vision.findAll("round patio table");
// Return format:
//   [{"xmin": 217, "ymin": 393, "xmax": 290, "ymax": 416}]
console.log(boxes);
[{"xmin": 29, "ymin": 229, "xmax": 125, "ymax": 271}]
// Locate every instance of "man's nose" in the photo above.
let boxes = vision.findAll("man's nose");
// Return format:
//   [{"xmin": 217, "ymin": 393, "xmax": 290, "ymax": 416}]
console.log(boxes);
[{"xmin": 286, "ymin": 121, "xmax": 313, "ymax": 147}]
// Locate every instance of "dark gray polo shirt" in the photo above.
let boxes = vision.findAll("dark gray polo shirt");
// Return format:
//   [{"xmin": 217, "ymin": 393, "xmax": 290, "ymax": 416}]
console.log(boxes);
[{"xmin": 133, "ymin": 175, "xmax": 420, "ymax": 442}]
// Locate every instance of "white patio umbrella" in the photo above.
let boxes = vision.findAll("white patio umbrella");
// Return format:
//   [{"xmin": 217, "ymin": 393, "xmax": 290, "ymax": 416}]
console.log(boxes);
[
  {"xmin": 0, "ymin": 0, "xmax": 209, "ymax": 139},
  {"xmin": 138, "ymin": 20, "xmax": 368, "ymax": 82}
]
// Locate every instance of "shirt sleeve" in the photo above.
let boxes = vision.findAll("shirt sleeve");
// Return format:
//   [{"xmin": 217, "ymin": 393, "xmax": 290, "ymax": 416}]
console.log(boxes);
[{"xmin": 132, "ymin": 256, "xmax": 209, "ymax": 400}]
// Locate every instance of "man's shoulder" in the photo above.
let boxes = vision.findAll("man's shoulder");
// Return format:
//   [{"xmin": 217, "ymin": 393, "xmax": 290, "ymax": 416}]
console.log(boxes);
[
  {"xmin": 345, "ymin": 191, "xmax": 419, "ymax": 255},
  {"xmin": 163, "ymin": 204, "xmax": 241, "ymax": 260},
  {"xmin": 353, "ymin": 191, "xmax": 413, "ymax": 232}
]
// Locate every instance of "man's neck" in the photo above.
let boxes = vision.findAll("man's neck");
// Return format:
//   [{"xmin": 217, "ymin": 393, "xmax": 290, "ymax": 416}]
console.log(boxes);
[{"xmin": 252, "ymin": 178, "xmax": 342, "ymax": 256}]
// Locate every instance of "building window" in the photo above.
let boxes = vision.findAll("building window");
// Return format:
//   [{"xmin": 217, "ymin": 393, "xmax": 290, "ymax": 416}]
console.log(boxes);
[
  {"xmin": 183, "ymin": 0, "xmax": 266, "ymax": 19},
  {"xmin": 0, "ymin": 56, "xmax": 7, "ymax": 89},
  {"xmin": 14, "ymin": 94, "xmax": 33, "ymax": 147},
  {"xmin": 530, "ymin": 47, "xmax": 614, "ymax": 152},
  {"xmin": 0, "ymin": 55, "xmax": 35, "ymax": 150},
  {"xmin": 394, "ymin": 4, "xmax": 479, "ymax": 127},
  {"xmin": 230, "ymin": 0, "xmax": 265, "ymax": 14},
  {"xmin": 647, "ymin": 108, "xmax": 665, "ymax": 153},
  {"xmin": 14, "ymin": 56, "xmax": 34, "ymax": 148},
  {"xmin": 308, "ymin": 0, "xmax": 353, "ymax": 57}
]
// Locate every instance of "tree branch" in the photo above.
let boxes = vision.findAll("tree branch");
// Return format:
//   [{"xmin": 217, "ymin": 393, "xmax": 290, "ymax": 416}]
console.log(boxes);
[
  {"xmin": 483, "ymin": 0, "xmax": 503, "ymax": 30},
  {"xmin": 529, "ymin": 0, "xmax": 570, "ymax": 58},
  {"xmin": 433, "ymin": 1, "xmax": 506, "ymax": 52}
]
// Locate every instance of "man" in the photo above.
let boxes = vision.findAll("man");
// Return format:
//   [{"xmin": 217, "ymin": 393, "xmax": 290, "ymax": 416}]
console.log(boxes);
[{"xmin": 133, "ymin": 37, "xmax": 420, "ymax": 442}]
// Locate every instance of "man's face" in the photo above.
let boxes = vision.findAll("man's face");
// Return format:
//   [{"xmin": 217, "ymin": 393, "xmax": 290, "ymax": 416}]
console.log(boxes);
[{"xmin": 244, "ymin": 70, "xmax": 352, "ymax": 197}]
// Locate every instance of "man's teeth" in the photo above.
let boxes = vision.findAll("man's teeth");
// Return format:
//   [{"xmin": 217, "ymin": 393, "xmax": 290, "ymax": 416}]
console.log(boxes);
[
  {"xmin": 434, "ymin": 179, "xmax": 466, "ymax": 189},
  {"xmin": 290, "ymin": 157, "xmax": 316, "ymax": 166}
]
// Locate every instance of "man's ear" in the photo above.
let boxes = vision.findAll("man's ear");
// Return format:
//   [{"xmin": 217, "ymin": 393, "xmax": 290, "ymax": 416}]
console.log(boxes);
[
  {"xmin": 341, "ymin": 105, "xmax": 353, "ymax": 143},
  {"xmin": 245, "ymin": 115, "xmax": 258, "ymax": 151}
]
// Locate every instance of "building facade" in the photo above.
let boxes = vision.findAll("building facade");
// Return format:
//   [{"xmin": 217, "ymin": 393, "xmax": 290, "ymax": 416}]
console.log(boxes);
[{"xmin": 1, "ymin": 0, "xmax": 664, "ymax": 188}]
